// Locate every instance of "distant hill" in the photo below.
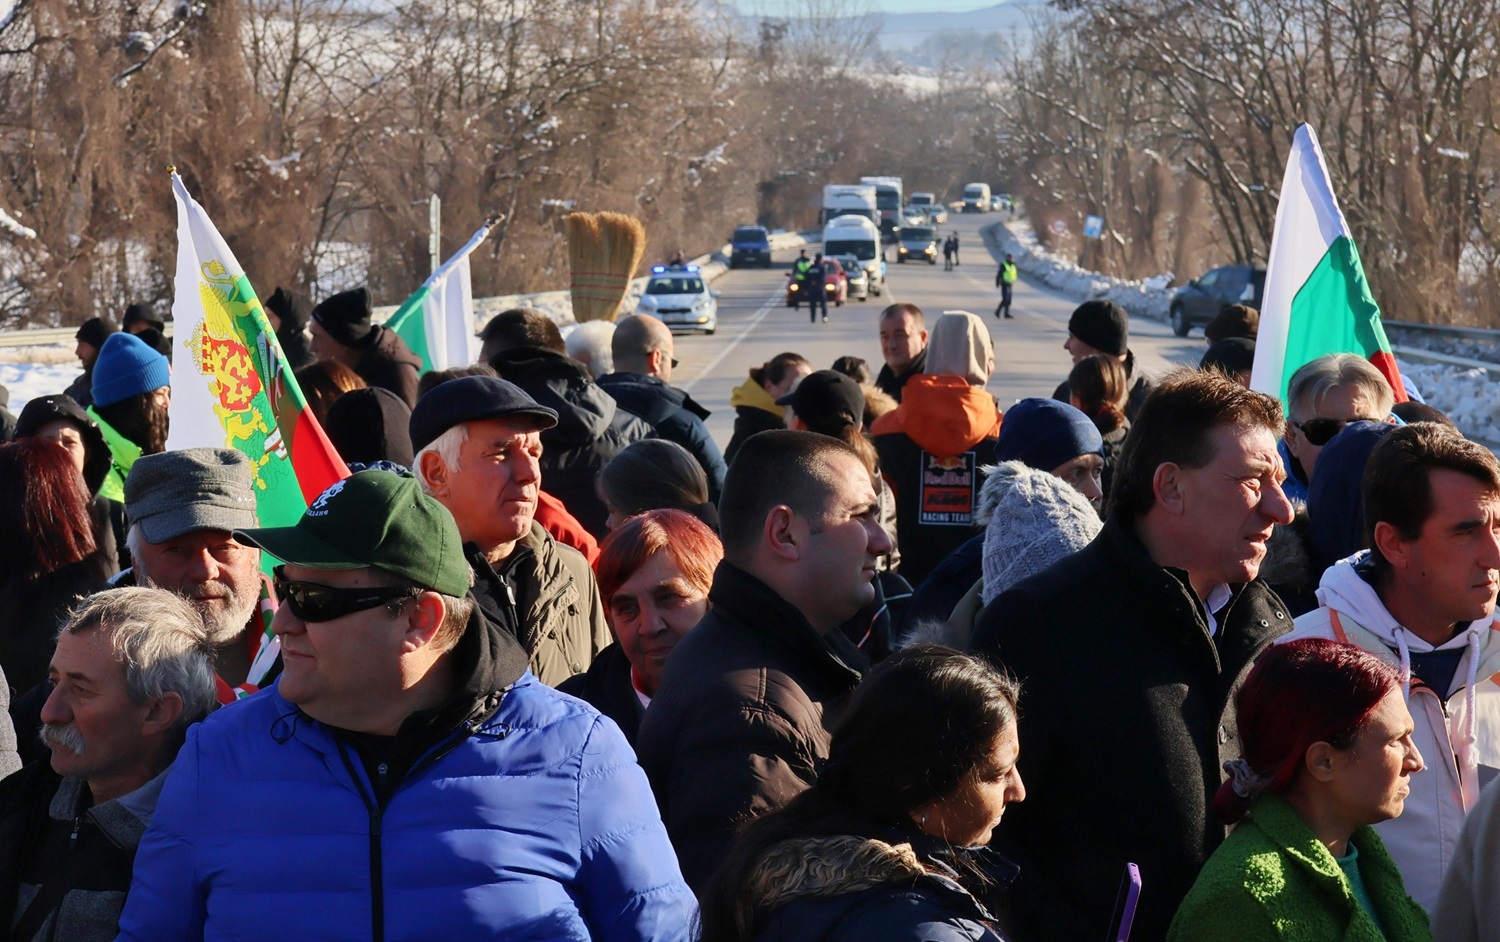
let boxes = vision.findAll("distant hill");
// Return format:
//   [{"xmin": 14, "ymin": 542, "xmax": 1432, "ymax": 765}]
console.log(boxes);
[{"xmin": 877, "ymin": 3, "xmax": 1035, "ymax": 49}]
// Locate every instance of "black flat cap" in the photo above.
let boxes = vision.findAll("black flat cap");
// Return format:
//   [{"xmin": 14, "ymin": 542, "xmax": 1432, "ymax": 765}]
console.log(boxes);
[{"xmin": 409, "ymin": 376, "xmax": 559, "ymax": 453}]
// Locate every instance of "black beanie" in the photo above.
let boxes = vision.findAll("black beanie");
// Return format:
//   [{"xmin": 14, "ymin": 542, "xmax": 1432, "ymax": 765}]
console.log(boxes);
[
  {"xmin": 264, "ymin": 286, "xmax": 311, "ymax": 331},
  {"xmin": 1200, "ymin": 337, "xmax": 1256, "ymax": 376},
  {"xmin": 75, "ymin": 316, "xmax": 119, "ymax": 349},
  {"xmin": 325, "ymin": 387, "xmax": 415, "ymax": 468},
  {"xmin": 122, "ymin": 303, "xmax": 165, "ymax": 333},
  {"xmin": 134, "ymin": 326, "xmax": 173, "ymax": 358},
  {"xmin": 1067, "ymin": 300, "xmax": 1129, "ymax": 356},
  {"xmin": 311, "ymin": 287, "xmax": 376, "ymax": 349}
]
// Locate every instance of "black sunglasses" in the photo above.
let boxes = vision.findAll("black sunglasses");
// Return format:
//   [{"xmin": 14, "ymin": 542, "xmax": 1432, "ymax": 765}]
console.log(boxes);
[
  {"xmin": 1292, "ymin": 416, "xmax": 1379, "ymax": 447},
  {"xmin": 273, "ymin": 565, "xmax": 420, "ymax": 623}
]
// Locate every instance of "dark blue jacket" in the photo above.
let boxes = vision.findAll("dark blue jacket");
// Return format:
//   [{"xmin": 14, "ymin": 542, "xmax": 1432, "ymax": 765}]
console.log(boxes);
[
  {"xmin": 116, "ymin": 610, "xmax": 695, "ymax": 942},
  {"xmin": 596, "ymin": 371, "xmax": 727, "ymax": 503}
]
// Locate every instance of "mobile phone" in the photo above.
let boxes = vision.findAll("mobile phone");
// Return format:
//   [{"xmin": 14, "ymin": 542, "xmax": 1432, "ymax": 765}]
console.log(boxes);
[{"xmin": 1106, "ymin": 862, "xmax": 1141, "ymax": 942}]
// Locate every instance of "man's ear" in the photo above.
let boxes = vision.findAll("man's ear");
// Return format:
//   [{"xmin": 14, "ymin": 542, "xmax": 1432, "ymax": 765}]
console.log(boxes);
[
  {"xmin": 418, "ymin": 451, "xmax": 450, "ymax": 499},
  {"xmin": 1152, "ymin": 462, "xmax": 1186, "ymax": 515},
  {"xmin": 141, "ymin": 691, "xmax": 185, "ymax": 738},
  {"xmin": 763, "ymin": 506, "xmax": 801, "ymax": 563},
  {"xmin": 1371, "ymin": 521, "xmax": 1410, "ymax": 572},
  {"xmin": 402, "ymin": 592, "xmax": 446, "ymax": 652}
]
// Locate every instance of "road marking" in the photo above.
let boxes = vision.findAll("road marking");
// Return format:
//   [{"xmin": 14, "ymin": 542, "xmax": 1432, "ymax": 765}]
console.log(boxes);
[{"xmin": 681, "ymin": 287, "xmax": 783, "ymax": 394}]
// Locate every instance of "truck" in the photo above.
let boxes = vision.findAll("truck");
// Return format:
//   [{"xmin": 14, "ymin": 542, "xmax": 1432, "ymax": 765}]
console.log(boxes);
[
  {"xmin": 822, "ymin": 215, "xmax": 885, "ymax": 297},
  {"xmin": 860, "ymin": 176, "xmax": 905, "ymax": 240},
  {"xmin": 822, "ymin": 184, "xmax": 878, "ymax": 227},
  {"xmin": 909, "ymin": 191, "xmax": 936, "ymax": 207},
  {"xmin": 962, "ymin": 182, "xmax": 992, "ymax": 213}
]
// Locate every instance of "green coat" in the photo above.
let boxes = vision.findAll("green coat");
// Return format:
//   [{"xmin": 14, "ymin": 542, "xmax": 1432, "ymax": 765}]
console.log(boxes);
[{"xmin": 1168, "ymin": 795, "xmax": 1430, "ymax": 942}]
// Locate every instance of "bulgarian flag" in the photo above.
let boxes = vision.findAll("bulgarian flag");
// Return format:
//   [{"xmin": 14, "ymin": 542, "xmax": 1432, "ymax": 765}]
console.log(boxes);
[
  {"xmin": 1250, "ymin": 124, "xmax": 1408, "ymax": 406},
  {"xmin": 166, "ymin": 170, "xmax": 350, "ymax": 686},
  {"xmin": 386, "ymin": 215, "xmax": 498, "ymax": 372}
]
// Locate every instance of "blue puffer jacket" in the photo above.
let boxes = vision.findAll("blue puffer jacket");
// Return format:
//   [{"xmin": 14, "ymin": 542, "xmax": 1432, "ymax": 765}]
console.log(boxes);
[{"xmin": 116, "ymin": 622, "xmax": 695, "ymax": 942}]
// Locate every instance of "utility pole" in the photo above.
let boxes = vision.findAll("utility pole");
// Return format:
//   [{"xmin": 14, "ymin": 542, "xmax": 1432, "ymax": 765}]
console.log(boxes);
[{"xmin": 429, "ymin": 193, "xmax": 442, "ymax": 274}]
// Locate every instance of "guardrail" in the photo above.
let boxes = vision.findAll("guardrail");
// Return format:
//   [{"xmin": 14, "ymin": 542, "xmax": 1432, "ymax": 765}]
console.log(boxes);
[
  {"xmin": 0, "ymin": 230, "xmax": 811, "ymax": 351},
  {"xmin": 1384, "ymin": 320, "xmax": 1500, "ymax": 342}
]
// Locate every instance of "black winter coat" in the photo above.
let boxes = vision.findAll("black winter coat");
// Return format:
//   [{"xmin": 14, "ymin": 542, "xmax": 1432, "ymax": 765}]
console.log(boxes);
[
  {"xmin": 0, "ymin": 562, "xmax": 108, "ymax": 695},
  {"xmin": 488, "ymin": 347, "xmax": 653, "ymax": 537},
  {"xmin": 352, "ymin": 325, "xmax": 422, "ymax": 407},
  {"xmin": 874, "ymin": 348, "xmax": 926, "ymax": 404},
  {"xmin": 725, "ymin": 407, "xmax": 783, "ymax": 465},
  {"xmin": 969, "ymin": 514, "xmax": 1290, "ymax": 942},
  {"xmin": 557, "ymin": 643, "xmax": 642, "ymax": 745},
  {"xmin": 636, "ymin": 563, "xmax": 868, "ymax": 893},
  {"xmin": 595, "ymin": 372, "xmax": 727, "ymax": 503}
]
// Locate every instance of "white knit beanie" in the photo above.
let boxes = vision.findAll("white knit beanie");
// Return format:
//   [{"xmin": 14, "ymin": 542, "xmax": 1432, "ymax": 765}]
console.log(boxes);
[{"xmin": 981, "ymin": 461, "xmax": 1103, "ymax": 605}]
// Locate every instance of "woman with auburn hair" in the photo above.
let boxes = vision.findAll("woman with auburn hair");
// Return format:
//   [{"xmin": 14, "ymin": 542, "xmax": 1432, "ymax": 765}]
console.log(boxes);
[
  {"xmin": 1068, "ymin": 353, "xmax": 1130, "ymax": 497},
  {"xmin": 559, "ymin": 509, "xmax": 722, "ymax": 744},
  {"xmin": 1169, "ymin": 639, "xmax": 1430, "ymax": 941},
  {"xmin": 294, "ymin": 359, "xmax": 366, "ymax": 426},
  {"xmin": 0, "ymin": 439, "xmax": 110, "ymax": 692},
  {"xmin": 698, "ymin": 645, "xmax": 1025, "ymax": 942}
]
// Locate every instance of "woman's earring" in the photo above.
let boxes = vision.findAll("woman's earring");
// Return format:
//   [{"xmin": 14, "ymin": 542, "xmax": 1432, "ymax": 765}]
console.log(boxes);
[{"xmin": 920, "ymin": 810, "xmax": 929, "ymax": 828}]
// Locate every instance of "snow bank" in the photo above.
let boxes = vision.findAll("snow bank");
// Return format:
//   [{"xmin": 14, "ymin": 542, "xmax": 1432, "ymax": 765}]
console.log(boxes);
[
  {"xmin": 980, "ymin": 219, "xmax": 1174, "ymax": 322},
  {"xmin": 1397, "ymin": 360, "xmax": 1500, "ymax": 445}
]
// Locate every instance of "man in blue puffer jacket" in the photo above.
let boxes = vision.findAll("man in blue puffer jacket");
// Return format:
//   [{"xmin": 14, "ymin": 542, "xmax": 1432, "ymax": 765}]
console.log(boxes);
[{"xmin": 115, "ymin": 469, "xmax": 696, "ymax": 942}]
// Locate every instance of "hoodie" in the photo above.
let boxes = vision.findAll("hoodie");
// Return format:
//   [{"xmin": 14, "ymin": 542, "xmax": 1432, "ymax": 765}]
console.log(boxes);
[
  {"xmin": 1281, "ymin": 551, "xmax": 1500, "ymax": 913},
  {"xmin": 872, "ymin": 375, "xmax": 1002, "ymax": 586},
  {"xmin": 352, "ymin": 324, "xmax": 423, "ymax": 407},
  {"xmin": 488, "ymin": 346, "xmax": 653, "ymax": 537},
  {"xmin": 725, "ymin": 374, "xmax": 787, "ymax": 464}
]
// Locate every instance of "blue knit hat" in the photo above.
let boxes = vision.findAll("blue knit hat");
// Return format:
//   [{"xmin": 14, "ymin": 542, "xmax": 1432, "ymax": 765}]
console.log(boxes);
[
  {"xmin": 996, "ymin": 398, "xmax": 1103, "ymax": 471},
  {"xmin": 91, "ymin": 331, "xmax": 171, "ymax": 408}
]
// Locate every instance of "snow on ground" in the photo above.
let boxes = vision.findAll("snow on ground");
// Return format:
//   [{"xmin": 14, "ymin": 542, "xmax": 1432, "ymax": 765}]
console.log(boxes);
[
  {"xmin": 1, "ymin": 362, "xmax": 78, "ymax": 416},
  {"xmin": 982, "ymin": 218, "xmax": 1500, "ymax": 446}
]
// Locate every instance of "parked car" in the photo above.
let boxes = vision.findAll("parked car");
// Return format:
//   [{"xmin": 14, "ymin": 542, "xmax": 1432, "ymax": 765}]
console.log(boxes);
[
  {"xmin": 831, "ymin": 254, "xmax": 868, "ymax": 300},
  {"xmin": 1169, "ymin": 264, "xmax": 1266, "ymax": 336},
  {"xmin": 927, "ymin": 205, "xmax": 948, "ymax": 224},
  {"xmin": 896, "ymin": 225, "xmax": 939, "ymax": 265},
  {"xmin": 729, "ymin": 225, "xmax": 772, "ymax": 268},
  {"xmin": 637, "ymin": 266, "xmax": 719, "ymax": 333}
]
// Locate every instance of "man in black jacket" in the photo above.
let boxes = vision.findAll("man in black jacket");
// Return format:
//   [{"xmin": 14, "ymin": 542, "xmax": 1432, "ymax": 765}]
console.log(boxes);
[
  {"xmin": 484, "ymin": 310, "xmax": 652, "ymax": 536},
  {"xmin": 874, "ymin": 303, "xmax": 928, "ymax": 403},
  {"xmin": 309, "ymin": 287, "xmax": 422, "ymax": 407},
  {"xmin": 597, "ymin": 314, "xmax": 727, "ymax": 503},
  {"xmin": 636, "ymin": 430, "xmax": 892, "ymax": 892},
  {"xmin": 0, "ymin": 588, "xmax": 216, "ymax": 942},
  {"xmin": 971, "ymin": 369, "xmax": 1296, "ymax": 942},
  {"xmin": 1052, "ymin": 299, "xmax": 1153, "ymax": 421}
]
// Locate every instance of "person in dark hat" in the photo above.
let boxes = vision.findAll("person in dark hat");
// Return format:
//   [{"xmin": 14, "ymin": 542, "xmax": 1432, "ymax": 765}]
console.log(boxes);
[
  {"xmin": 410, "ymin": 375, "xmax": 611, "ymax": 687},
  {"xmin": 1204, "ymin": 303, "xmax": 1259, "ymax": 345},
  {"xmin": 262, "ymin": 286, "xmax": 316, "ymax": 371},
  {"xmin": 133, "ymin": 326, "xmax": 172, "ymax": 359},
  {"xmin": 64, "ymin": 316, "xmax": 119, "ymax": 408},
  {"xmin": 121, "ymin": 303, "xmax": 165, "ymax": 336},
  {"xmin": 309, "ymin": 287, "xmax": 422, "ymax": 407},
  {"xmin": 1200, "ymin": 337, "xmax": 1257, "ymax": 387},
  {"xmin": 324, "ymin": 387, "xmax": 414, "ymax": 469},
  {"xmin": 115, "ymin": 469, "xmax": 694, "ymax": 942},
  {"xmin": 14, "ymin": 394, "xmax": 125, "ymax": 571},
  {"xmin": 1052, "ymin": 299, "xmax": 1154, "ymax": 421}
]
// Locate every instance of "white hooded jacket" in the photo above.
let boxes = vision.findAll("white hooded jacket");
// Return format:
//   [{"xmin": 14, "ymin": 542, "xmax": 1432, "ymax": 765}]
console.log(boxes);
[{"xmin": 1281, "ymin": 550, "xmax": 1500, "ymax": 914}]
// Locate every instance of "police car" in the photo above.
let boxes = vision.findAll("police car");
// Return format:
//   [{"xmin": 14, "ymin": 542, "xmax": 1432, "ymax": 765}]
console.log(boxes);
[{"xmin": 635, "ymin": 266, "xmax": 719, "ymax": 334}]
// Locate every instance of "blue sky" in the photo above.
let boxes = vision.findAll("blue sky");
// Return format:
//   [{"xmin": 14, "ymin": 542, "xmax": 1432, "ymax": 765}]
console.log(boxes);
[{"xmin": 744, "ymin": 1, "xmax": 1000, "ymax": 13}]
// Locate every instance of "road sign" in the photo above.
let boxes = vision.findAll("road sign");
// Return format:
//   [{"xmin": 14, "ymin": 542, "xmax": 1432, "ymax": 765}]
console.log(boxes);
[
  {"xmin": 1083, "ymin": 215, "xmax": 1104, "ymax": 239},
  {"xmin": 1050, "ymin": 219, "xmax": 1068, "ymax": 234}
]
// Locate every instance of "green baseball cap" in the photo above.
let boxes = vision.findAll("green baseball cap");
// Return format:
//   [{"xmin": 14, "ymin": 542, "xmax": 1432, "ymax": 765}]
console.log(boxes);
[{"xmin": 233, "ymin": 470, "xmax": 470, "ymax": 597}]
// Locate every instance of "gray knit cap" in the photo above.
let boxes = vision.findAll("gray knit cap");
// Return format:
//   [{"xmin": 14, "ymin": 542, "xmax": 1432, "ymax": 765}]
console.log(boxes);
[{"xmin": 980, "ymin": 461, "xmax": 1103, "ymax": 604}]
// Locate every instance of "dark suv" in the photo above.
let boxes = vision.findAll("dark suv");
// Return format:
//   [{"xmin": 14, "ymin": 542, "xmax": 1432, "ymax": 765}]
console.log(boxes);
[
  {"xmin": 729, "ymin": 225, "xmax": 772, "ymax": 268},
  {"xmin": 1169, "ymin": 265, "xmax": 1266, "ymax": 336}
]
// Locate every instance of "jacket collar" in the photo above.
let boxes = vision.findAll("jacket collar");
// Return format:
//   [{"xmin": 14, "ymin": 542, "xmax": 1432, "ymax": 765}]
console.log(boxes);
[
  {"xmin": 50, "ymin": 766, "xmax": 172, "ymax": 849},
  {"xmin": 730, "ymin": 375, "xmax": 784, "ymax": 417},
  {"xmin": 708, "ymin": 562, "xmax": 867, "ymax": 690}
]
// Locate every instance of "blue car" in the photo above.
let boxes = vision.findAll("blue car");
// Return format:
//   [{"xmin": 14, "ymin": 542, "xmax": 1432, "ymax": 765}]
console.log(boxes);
[{"xmin": 729, "ymin": 225, "xmax": 772, "ymax": 268}]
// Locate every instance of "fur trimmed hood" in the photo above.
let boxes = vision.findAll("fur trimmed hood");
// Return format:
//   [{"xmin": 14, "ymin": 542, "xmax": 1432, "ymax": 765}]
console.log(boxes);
[{"xmin": 747, "ymin": 836, "xmax": 926, "ymax": 912}]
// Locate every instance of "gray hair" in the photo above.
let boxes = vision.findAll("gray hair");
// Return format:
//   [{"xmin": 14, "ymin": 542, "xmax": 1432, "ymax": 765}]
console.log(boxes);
[
  {"xmin": 61, "ymin": 587, "xmax": 218, "ymax": 728},
  {"xmin": 414, "ymin": 423, "xmax": 469, "ymax": 495},
  {"xmin": 1287, "ymin": 353, "xmax": 1396, "ymax": 420},
  {"xmin": 566, "ymin": 321, "xmax": 616, "ymax": 379}
]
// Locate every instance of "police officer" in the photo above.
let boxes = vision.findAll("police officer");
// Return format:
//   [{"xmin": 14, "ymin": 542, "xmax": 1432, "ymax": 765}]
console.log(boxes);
[{"xmin": 996, "ymin": 253, "xmax": 1018, "ymax": 319}]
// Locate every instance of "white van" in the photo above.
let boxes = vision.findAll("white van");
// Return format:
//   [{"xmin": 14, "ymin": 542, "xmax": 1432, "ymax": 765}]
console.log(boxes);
[
  {"xmin": 962, "ymin": 183, "xmax": 992, "ymax": 213},
  {"xmin": 822, "ymin": 215, "xmax": 885, "ymax": 297},
  {"xmin": 822, "ymin": 185, "xmax": 878, "ymax": 227}
]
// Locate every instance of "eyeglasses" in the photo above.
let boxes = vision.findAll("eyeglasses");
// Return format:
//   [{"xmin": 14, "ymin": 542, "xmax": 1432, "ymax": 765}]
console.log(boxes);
[
  {"xmin": 1292, "ymin": 416, "xmax": 1379, "ymax": 447},
  {"xmin": 273, "ymin": 565, "xmax": 420, "ymax": 623}
]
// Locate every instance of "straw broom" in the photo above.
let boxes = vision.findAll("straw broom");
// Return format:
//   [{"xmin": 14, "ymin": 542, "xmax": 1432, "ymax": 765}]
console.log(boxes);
[{"xmin": 565, "ymin": 211, "xmax": 646, "ymax": 323}]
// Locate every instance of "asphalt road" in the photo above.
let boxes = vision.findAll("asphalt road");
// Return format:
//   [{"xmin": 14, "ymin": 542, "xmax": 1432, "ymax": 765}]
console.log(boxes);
[{"xmin": 673, "ymin": 211, "xmax": 1210, "ymax": 447}]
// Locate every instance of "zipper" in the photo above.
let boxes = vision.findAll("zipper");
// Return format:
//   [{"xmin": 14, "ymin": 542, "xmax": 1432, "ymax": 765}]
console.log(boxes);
[{"xmin": 41, "ymin": 817, "xmax": 84, "ymax": 942}]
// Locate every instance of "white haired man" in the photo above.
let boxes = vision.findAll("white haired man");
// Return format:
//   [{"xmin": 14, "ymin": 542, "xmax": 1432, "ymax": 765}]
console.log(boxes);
[
  {"xmin": 0, "ymin": 588, "xmax": 216, "ymax": 942},
  {"xmin": 1281, "ymin": 352, "xmax": 1397, "ymax": 502}
]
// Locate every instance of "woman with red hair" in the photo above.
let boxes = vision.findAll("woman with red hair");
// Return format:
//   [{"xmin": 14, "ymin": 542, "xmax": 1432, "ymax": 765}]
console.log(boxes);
[
  {"xmin": 0, "ymin": 438, "xmax": 110, "ymax": 693},
  {"xmin": 560, "ymin": 509, "xmax": 722, "ymax": 745},
  {"xmin": 1169, "ymin": 639, "xmax": 1430, "ymax": 941}
]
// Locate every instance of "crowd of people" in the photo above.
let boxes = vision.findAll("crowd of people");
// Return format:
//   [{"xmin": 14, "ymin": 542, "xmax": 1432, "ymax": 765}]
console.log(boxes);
[{"xmin": 0, "ymin": 279, "xmax": 1497, "ymax": 942}]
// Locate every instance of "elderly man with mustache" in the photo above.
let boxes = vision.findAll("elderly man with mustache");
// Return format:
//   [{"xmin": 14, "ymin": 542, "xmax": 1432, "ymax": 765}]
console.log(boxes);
[
  {"xmin": 123, "ymin": 448, "xmax": 276, "ymax": 703},
  {"xmin": 0, "ymin": 588, "xmax": 216, "ymax": 942}
]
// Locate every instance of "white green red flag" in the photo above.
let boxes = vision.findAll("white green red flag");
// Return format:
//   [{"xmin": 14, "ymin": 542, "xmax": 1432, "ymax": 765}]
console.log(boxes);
[
  {"xmin": 1250, "ymin": 124, "xmax": 1408, "ymax": 406},
  {"xmin": 386, "ymin": 217, "xmax": 497, "ymax": 372},
  {"xmin": 165, "ymin": 171, "xmax": 350, "ymax": 690}
]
